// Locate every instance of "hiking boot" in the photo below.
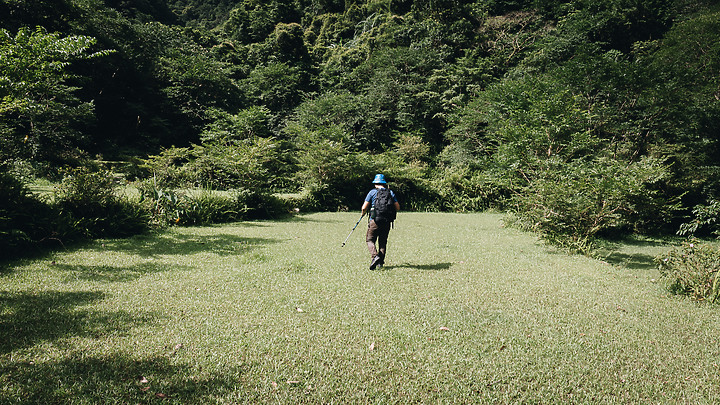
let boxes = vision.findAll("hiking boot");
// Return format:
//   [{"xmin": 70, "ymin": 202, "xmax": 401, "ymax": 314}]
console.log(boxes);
[{"xmin": 369, "ymin": 255, "xmax": 382, "ymax": 270}]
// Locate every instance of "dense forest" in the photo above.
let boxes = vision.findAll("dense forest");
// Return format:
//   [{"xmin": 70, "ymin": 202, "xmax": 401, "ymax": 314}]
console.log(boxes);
[{"xmin": 2, "ymin": 0, "xmax": 720, "ymax": 255}]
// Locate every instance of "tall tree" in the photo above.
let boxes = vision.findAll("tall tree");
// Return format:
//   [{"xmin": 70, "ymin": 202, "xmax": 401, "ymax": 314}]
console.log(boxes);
[{"xmin": 0, "ymin": 26, "xmax": 111, "ymax": 166}]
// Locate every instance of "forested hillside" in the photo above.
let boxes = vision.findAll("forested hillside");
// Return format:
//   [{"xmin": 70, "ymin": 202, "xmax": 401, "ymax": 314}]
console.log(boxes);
[{"xmin": 2, "ymin": 0, "xmax": 720, "ymax": 254}]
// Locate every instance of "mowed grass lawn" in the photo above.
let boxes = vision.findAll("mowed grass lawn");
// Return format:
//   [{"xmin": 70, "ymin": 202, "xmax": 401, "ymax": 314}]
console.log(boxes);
[{"xmin": 2, "ymin": 212, "xmax": 720, "ymax": 404}]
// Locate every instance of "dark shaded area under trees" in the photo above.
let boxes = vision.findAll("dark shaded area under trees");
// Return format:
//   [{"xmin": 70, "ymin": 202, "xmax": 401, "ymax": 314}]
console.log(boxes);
[{"xmin": 2, "ymin": 0, "xmax": 720, "ymax": 256}]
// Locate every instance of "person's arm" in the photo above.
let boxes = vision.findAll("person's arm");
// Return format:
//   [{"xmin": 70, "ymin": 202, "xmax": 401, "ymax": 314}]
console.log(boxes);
[
  {"xmin": 361, "ymin": 201, "xmax": 371, "ymax": 216},
  {"xmin": 394, "ymin": 201, "xmax": 400, "ymax": 211}
]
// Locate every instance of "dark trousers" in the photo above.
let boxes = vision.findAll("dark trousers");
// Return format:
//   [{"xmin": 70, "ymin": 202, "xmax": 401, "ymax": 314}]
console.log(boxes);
[{"xmin": 366, "ymin": 219, "xmax": 391, "ymax": 259}]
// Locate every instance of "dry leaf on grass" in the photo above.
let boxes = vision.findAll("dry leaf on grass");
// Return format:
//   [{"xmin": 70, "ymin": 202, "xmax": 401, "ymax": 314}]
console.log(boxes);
[{"xmin": 169, "ymin": 343, "xmax": 183, "ymax": 356}]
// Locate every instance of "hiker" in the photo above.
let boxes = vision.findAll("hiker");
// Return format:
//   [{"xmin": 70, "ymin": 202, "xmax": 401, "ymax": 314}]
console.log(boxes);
[{"xmin": 361, "ymin": 174, "xmax": 400, "ymax": 270}]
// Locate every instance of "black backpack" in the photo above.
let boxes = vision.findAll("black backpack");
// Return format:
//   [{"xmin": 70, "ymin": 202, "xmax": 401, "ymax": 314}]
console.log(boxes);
[{"xmin": 372, "ymin": 188, "xmax": 396, "ymax": 224}]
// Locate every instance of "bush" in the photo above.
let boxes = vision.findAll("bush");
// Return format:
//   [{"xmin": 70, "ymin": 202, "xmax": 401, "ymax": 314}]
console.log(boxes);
[
  {"xmin": 136, "ymin": 177, "xmax": 184, "ymax": 228},
  {"xmin": 678, "ymin": 200, "xmax": 720, "ymax": 238},
  {"xmin": 54, "ymin": 168, "xmax": 149, "ymax": 238},
  {"xmin": 434, "ymin": 166, "xmax": 510, "ymax": 212},
  {"xmin": 234, "ymin": 189, "xmax": 288, "ymax": 220},
  {"xmin": 142, "ymin": 137, "xmax": 288, "ymax": 191},
  {"xmin": 657, "ymin": 241, "xmax": 720, "ymax": 303},
  {"xmin": 179, "ymin": 189, "xmax": 290, "ymax": 225},
  {"xmin": 178, "ymin": 190, "xmax": 244, "ymax": 225},
  {"xmin": 509, "ymin": 157, "xmax": 671, "ymax": 253},
  {"xmin": 293, "ymin": 138, "xmax": 376, "ymax": 210},
  {"xmin": 141, "ymin": 147, "xmax": 196, "ymax": 188}
]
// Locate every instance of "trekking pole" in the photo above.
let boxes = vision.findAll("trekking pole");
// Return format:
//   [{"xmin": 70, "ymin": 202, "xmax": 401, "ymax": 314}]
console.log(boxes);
[{"xmin": 341, "ymin": 213, "xmax": 365, "ymax": 247}]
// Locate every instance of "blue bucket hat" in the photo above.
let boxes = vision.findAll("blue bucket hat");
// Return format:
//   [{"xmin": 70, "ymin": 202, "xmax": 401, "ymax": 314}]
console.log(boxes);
[{"xmin": 372, "ymin": 173, "xmax": 387, "ymax": 184}]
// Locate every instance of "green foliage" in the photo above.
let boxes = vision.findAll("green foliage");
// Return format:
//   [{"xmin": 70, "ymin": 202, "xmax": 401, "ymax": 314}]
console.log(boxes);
[
  {"xmin": 187, "ymin": 136, "xmax": 283, "ymax": 190},
  {"xmin": 200, "ymin": 106, "xmax": 271, "ymax": 143},
  {"xmin": 559, "ymin": 0, "xmax": 675, "ymax": 52},
  {"xmin": 177, "ymin": 191, "xmax": 244, "ymax": 225},
  {"xmin": 136, "ymin": 176, "xmax": 183, "ymax": 227},
  {"xmin": 434, "ymin": 166, "xmax": 509, "ymax": 212},
  {"xmin": 657, "ymin": 241, "xmax": 720, "ymax": 303},
  {"xmin": 473, "ymin": 73, "xmax": 603, "ymax": 169},
  {"xmin": 143, "ymin": 106, "xmax": 290, "ymax": 191},
  {"xmin": 137, "ymin": 180, "xmax": 287, "ymax": 227},
  {"xmin": 293, "ymin": 137, "xmax": 374, "ymax": 210},
  {"xmin": 644, "ymin": 10, "xmax": 720, "ymax": 206},
  {"xmin": 4, "ymin": 0, "xmax": 720, "ymax": 258},
  {"xmin": 140, "ymin": 147, "xmax": 195, "ymax": 188},
  {"xmin": 0, "ymin": 26, "xmax": 111, "ymax": 164},
  {"xmin": 54, "ymin": 167, "xmax": 149, "ymax": 238},
  {"xmin": 393, "ymin": 132, "xmax": 430, "ymax": 164},
  {"xmin": 220, "ymin": 0, "xmax": 298, "ymax": 44},
  {"xmin": 509, "ymin": 157, "xmax": 672, "ymax": 253},
  {"xmin": 678, "ymin": 200, "xmax": 720, "ymax": 238},
  {"xmin": 240, "ymin": 62, "xmax": 307, "ymax": 114},
  {"xmin": 102, "ymin": 0, "xmax": 177, "ymax": 23},
  {"xmin": 233, "ymin": 188, "xmax": 288, "ymax": 220},
  {"xmin": 292, "ymin": 91, "xmax": 374, "ymax": 150}
]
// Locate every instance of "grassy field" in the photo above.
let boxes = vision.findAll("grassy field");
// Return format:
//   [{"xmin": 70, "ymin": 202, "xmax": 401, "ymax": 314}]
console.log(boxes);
[{"xmin": 1, "ymin": 212, "xmax": 719, "ymax": 404}]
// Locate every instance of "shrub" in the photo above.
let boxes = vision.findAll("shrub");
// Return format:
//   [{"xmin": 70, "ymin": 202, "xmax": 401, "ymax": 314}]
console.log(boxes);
[
  {"xmin": 293, "ymin": 138, "xmax": 375, "ymax": 210},
  {"xmin": 380, "ymin": 165, "xmax": 439, "ymax": 212},
  {"xmin": 434, "ymin": 166, "xmax": 510, "ymax": 212},
  {"xmin": 141, "ymin": 138, "xmax": 288, "ymax": 191},
  {"xmin": 141, "ymin": 147, "xmax": 195, "ymax": 188},
  {"xmin": 657, "ymin": 242, "xmax": 720, "ymax": 303},
  {"xmin": 54, "ymin": 168, "xmax": 149, "ymax": 238},
  {"xmin": 137, "ymin": 179, "xmax": 289, "ymax": 227},
  {"xmin": 509, "ymin": 157, "xmax": 671, "ymax": 253},
  {"xmin": 136, "ymin": 177, "xmax": 184, "ymax": 228},
  {"xmin": 186, "ymin": 137, "xmax": 283, "ymax": 190},
  {"xmin": 678, "ymin": 200, "xmax": 720, "ymax": 238},
  {"xmin": 234, "ymin": 189, "xmax": 288, "ymax": 220}
]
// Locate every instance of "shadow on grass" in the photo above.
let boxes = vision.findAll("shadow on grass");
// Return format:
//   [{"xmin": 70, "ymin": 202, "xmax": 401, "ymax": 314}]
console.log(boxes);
[
  {"xmin": 55, "ymin": 263, "xmax": 195, "ymax": 283},
  {"xmin": 602, "ymin": 252, "xmax": 658, "ymax": 270},
  {"xmin": 0, "ymin": 352, "xmax": 249, "ymax": 404},
  {"xmin": 95, "ymin": 233, "xmax": 281, "ymax": 258},
  {"xmin": 595, "ymin": 235, "xmax": 676, "ymax": 270},
  {"xmin": 0, "ymin": 290, "xmax": 160, "ymax": 355},
  {"xmin": 274, "ymin": 213, "xmax": 343, "ymax": 224},
  {"xmin": 384, "ymin": 262, "xmax": 453, "ymax": 271}
]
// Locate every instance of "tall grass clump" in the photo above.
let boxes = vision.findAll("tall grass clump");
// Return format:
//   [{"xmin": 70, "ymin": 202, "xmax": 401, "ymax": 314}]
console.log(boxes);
[
  {"xmin": 657, "ymin": 241, "xmax": 720, "ymax": 302},
  {"xmin": 179, "ymin": 189, "xmax": 288, "ymax": 224},
  {"xmin": 137, "ymin": 177, "xmax": 289, "ymax": 227}
]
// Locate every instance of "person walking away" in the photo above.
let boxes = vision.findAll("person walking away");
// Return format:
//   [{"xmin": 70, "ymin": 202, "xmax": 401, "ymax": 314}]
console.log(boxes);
[{"xmin": 361, "ymin": 174, "xmax": 400, "ymax": 270}]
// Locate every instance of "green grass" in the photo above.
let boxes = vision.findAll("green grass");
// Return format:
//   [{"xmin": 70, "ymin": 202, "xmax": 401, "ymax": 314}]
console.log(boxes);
[{"xmin": 2, "ymin": 212, "xmax": 719, "ymax": 404}]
